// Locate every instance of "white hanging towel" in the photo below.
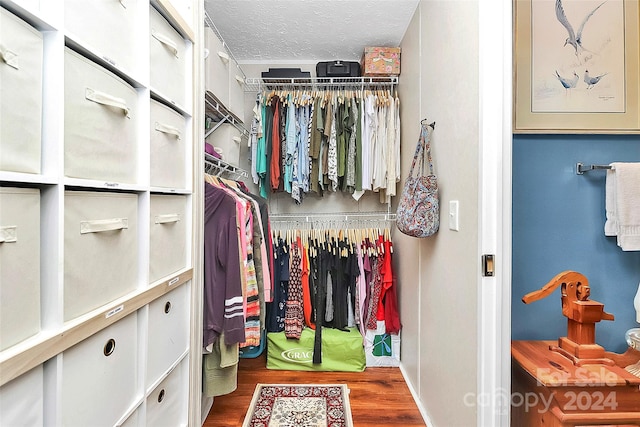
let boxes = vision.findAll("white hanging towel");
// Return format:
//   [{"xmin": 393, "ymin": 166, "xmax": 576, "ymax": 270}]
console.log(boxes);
[{"xmin": 605, "ymin": 162, "xmax": 640, "ymax": 251}]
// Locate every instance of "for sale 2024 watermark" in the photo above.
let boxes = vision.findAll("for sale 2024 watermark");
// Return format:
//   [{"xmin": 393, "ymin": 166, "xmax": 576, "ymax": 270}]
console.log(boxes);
[{"xmin": 464, "ymin": 367, "xmax": 621, "ymax": 414}]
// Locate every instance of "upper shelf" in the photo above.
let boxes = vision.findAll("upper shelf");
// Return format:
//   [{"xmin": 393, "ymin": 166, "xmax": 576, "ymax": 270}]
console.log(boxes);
[
  {"xmin": 204, "ymin": 91, "xmax": 247, "ymax": 137},
  {"xmin": 244, "ymin": 76, "xmax": 399, "ymax": 92}
]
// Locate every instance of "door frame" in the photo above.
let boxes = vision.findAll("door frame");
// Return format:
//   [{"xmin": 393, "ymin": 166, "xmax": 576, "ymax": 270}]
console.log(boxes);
[{"xmin": 477, "ymin": 0, "xmax": 513, "ymax": 425}]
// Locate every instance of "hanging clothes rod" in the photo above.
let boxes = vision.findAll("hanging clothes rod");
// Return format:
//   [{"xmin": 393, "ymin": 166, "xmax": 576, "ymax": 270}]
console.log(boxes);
[
  {"xmin": 269, "ymin": 212, "xmax": 396, "ymax": 222},
  {"xmin": 576, "ymin": 162, "xmax": 612, "ymax": 175}
]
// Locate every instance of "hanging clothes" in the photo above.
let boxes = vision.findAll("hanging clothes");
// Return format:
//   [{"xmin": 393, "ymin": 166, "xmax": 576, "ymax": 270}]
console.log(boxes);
[
  {"xmin": 251, "ymin": 87, "xmax": 400, "ymax": 205},
  {"xmin": 203, "ymin": 182, "xmax": 245, "ymax": 348},
  {"xmin": 267, "ymin": 221, "xmax": 401, "ymax": 354}
]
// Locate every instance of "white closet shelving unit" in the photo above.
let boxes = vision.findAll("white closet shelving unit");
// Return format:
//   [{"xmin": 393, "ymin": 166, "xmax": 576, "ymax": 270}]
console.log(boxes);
[{"xmin": 0, "ymin": 0, "xmax": 202, "ymax": 425}]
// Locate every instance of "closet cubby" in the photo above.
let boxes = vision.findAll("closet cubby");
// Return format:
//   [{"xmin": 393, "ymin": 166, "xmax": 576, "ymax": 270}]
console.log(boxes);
[{"xmin": 0, "ymin": 0, "xmax": 198, "ymax": 425}]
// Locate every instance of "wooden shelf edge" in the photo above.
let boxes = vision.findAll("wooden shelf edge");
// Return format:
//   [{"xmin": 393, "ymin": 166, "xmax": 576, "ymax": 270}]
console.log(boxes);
[
  {"xmin": 0, "ymin": 268, "xmax": 193, "ymax": 387},
  {"xmin": 154, "ymin": 0, "xmax": 195, "ymax": 42}
]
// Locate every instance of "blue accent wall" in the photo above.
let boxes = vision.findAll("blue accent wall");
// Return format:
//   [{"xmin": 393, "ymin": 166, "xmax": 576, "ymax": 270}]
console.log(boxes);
[{"xmin": 512, "ymin": 134, "xmax": 640, "ymax": 353}]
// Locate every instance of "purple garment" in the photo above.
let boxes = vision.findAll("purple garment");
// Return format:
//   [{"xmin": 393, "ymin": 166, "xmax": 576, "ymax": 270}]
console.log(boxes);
[{"xmin": 203, "ymin": 183, "xmax": 246, "ymax": 348}]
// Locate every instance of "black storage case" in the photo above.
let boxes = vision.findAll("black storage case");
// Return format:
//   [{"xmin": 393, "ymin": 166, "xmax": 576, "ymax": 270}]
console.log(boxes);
[
  {"xmin": 316, "ymin": 61, "xmax": 361, "ymax": 77},
  {"xmin": 261, "ymin": 68, "xmax": 311, "ymax": 79}
]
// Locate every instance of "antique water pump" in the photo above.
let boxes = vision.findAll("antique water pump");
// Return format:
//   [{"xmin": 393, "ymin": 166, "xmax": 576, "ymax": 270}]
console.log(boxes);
[{"xmin": 522, "ymin": 270, "xmax": 615, "ymax": 365}]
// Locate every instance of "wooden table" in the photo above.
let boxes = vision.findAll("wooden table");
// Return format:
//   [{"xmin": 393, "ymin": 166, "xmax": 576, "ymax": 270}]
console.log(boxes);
[{"xmin": 511, "ymin": 340, "xmax": 640, "ymax": 427}]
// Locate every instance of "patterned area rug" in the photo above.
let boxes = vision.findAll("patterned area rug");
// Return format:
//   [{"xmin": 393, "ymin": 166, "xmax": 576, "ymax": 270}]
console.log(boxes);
[{"xmin": 242, "ymin": 383, "xmax": 353, "ymax": 427}]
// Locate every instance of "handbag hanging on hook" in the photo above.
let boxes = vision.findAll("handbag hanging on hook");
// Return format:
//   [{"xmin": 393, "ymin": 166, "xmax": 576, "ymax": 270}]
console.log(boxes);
[{"xmin": 396, "ymin": 121, "xmax": 439, "ymax": 238}]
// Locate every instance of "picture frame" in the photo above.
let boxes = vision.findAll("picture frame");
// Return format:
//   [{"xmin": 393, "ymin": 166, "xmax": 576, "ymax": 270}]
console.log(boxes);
[{"xmin": 514, "ymin": 0, "xmax": 640, "ymax": 133}]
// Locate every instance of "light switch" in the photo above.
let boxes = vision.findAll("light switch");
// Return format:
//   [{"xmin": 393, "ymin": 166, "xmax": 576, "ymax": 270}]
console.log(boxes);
[{"xmin": 449, "ymin": 200, "xmax": 459, "ymax": 231}]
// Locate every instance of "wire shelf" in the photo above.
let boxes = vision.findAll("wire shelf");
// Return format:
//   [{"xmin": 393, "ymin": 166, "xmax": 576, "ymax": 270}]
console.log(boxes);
[
  {"xmin": 244, "ymin": 76, "xmax": 398, "ymax": 92},
  {"xmin": 204, "ymin": 153, "xmax": 248, "ymax": 178}
]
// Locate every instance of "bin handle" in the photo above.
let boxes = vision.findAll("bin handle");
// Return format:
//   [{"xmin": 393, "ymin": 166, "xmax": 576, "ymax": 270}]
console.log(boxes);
[
  {"xmin": 154, "ymin": 213, "xmax": 180, "ymax": 224},
  {"xmin": 0, "ymin": 226, "xmax": 17, "ymax": 243},
  {"xmin": 80, "ymin": 218, "xmax": 129, "ymax": 234},
  {"xmin": 0, "ymin": 46, "xmax": 19, "ymax": 70},
  {"xmin": 85, "ymin": 88, "xmax": 130, "ymax": 118},
  {"xmin": 152, "ymin": 30, "xmax": 179, "ymax": 58},
  {"xmin": 217, "ymin": 51, "xmax": 229, "ymax": 63},
  {"xmin": 155, "ymin": 122, "xmax": 182, "ymax": 140}
]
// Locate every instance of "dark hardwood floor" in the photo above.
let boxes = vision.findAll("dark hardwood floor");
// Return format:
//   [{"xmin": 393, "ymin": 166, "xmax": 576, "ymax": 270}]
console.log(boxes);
[{"xmin": 202, "ymin": 353, "xmax": 427, "ymax": 427}]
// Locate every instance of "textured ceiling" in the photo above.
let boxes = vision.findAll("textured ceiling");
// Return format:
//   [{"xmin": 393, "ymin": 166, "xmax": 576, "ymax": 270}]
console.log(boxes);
[{"xmin": 204, "ymin": 0, "xmax": 419, "ymax": 62}]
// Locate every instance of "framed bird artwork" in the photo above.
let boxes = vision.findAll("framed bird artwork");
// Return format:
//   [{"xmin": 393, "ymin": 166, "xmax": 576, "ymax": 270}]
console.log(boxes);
[{"xmin": 514, "ymin": 0, "xmax": 640, "ymax": 133}]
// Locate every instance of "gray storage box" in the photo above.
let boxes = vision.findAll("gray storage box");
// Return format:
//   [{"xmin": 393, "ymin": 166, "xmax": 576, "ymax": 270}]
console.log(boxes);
[
  {"xmin": 64, "ymin": 190, "xmax": 138, "ymax": 321},
  {"xmin": 0, "ymin": 187, "xmax": 40, "ymax": 350},
  {"xmin": 150, "ymin": 5, "xmax": 187, "ymax": 107},
  {"xmin": 149, "ymin": 194, "xmax": 187, "ymax": 283},
  {"xmin": 64, "ymin": 48, "xmax": 138, "ymax": 184},
  {"xmin": 0, "ymin": 9, "xmax": 42, "ymax": 174},
  {"xmin": 150, "ymin": 99, "xmax": 187, "ymax": 189}
]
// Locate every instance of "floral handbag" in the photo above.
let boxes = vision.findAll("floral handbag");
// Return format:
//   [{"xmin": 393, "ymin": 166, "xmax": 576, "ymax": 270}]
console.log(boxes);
[{"xmin": 396, "ymin": 122, "xmax": 439, "ymax": 238}]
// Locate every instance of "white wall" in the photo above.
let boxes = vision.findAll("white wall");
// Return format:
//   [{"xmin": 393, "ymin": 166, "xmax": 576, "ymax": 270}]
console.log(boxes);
[{"xmin": 396, "ymin": 1, "xmax": 480, "ymax": 426}]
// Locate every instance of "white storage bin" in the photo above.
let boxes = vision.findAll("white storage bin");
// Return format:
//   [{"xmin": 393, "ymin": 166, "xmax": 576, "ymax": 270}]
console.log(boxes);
[
  {"xmin": 61, "ymin": 313, "xmax": 138, "ymax": 427},
  {"xmin": 0, "ymin": 8, "xmax": 42, "ymax": 174},
  {"xmin": 64, "ymin": 47, "xmax": 138, "ymax": 184},
  {"xmin": 205, "ymin": 123, "xmax": 242, "ymax": 167},
  {"xmin": 227, "ymin": 58, "xmax": 245, "ymax": 121},
  {"xmin": 150, "ymin": 99, "xmax": 186, "ymax": 189},
  {"xmin": 146, "ymin": 283, "xmax": 189, "ymax": 386},
  {"xmin": 149, "ymin": 195, "xmax": 187, "ymax": 283},
  {"xmin": 64, "ymin": 191, "xmax": 138, "ymax": 321},
  {"xmin": 150, "ymin": 5, "xmax": 186, "ymax": 107},
  {"xmin": 0, "ymin": 187, "xmax": 40, "ymax": 350},
  {"xmin": 204, "ymin": 26, "xmax": 229, "ymax": 107},
  {"xmin": 0, "ymin": 365, "xmax": 43, "ymax": 427},
  {"xmin": 64, "ymin": 0, "xmax": 139, "ymax": 75},
  {"xmin": 145, "ymin": 358, "xmax": 188, "ymax": 427}
]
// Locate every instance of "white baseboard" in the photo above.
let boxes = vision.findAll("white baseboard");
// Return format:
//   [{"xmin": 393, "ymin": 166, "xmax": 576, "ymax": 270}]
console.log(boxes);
[{"xmin": 399, "ymin": 362, "xmax": 436, "ymax": 427}]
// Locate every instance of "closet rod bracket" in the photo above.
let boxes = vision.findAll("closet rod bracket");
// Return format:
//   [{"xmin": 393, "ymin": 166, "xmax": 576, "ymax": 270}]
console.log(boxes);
[{"xmin": 576, "ymin": 162, "xmax": 612, "ymax": 175}]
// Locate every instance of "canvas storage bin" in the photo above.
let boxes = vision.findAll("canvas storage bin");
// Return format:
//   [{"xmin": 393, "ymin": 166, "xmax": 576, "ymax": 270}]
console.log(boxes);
[
  {"xmin": 364, "ymin": 320, "xmax": 401, "ymax": 367},
  {"xmin": 64, "ymin": 190, "xmax": 138, "ymax": 321},
  {"xmin": 0, "ymin": 8, "xmax": 42, "ymax": 174},
  {"xmin": 0, "ymin": 187, "xmax": 40, "ymax": 351},
  {"xmin": 146, "ymin": 284, "xmax": 190, "ymax": 386},
  {"xmin": 64, "ymin": 0, "xmax": 138, "ymax": 75},
  {"xmin": 267, "ymin": 327, "xmax": 365, "ymax": 372},
  {"xmin": 149, "ymin": 5, "xmax": 186, "ymax": 108},
  {"xmin": 61, "ymin": 313, "xmax": 138, "ymax": 427},
  {"xmin": 149, "ymin": 194, "xmax": 187, "ymax": 283},
  {"xmin": 362, "ymin": 46, "xmax": 401, "ymax": 76},
  {"xmin": 64, "ymin": 48, "xmax": 138, "ymax": 184},
  {"xmin": 204, "ymin": 26, "xmax": 230, "ymax": 106},
  {"xmin": 227, "ymin": 58, "xmax": 245, "ymax": 120},
  {"xmin": 146, "ymin": 358, "xmax": 188, "ymax": 426},
  {"xmin": 150, "ymin": 99, "xmax": 187, "ymax": 189},
  {"xmin": 0, "ymin": 365, "xmax": 43, "ymax": 427},
  {"xmin": 205, "ymin": 123, "xmax": 242, "ymax": 166}
]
